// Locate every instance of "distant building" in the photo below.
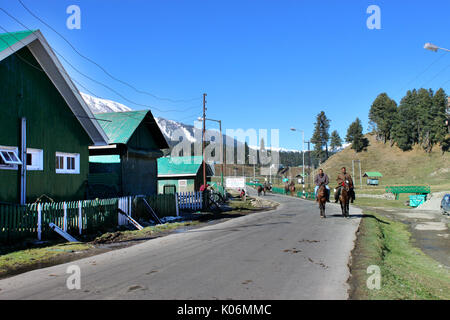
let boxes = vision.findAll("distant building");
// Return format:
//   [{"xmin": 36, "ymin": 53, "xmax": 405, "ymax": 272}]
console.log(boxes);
[
  {"xmin": 88, "ymin": 110, "xmax": 169, "ymax": 197},
  {"xmin": 363, "ymin": 171, "xmax": 383, "ymax": 186},
  {"xmin": 157, "ymin": 156, "xmax": 213, "ymax": 193},
  {"xmin": 0, "ymin": 30, "xmax": 108, "ymax": 203}
]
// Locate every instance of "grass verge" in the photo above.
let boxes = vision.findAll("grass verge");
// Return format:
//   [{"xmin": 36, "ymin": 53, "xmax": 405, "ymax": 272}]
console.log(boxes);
[
  {"xmin": 349, "ymin": 210, "xmax": 450, "ymax": 299},
  {"xmin": 0, "ymin": 243, "xmax": 92, "ymax": 278}
]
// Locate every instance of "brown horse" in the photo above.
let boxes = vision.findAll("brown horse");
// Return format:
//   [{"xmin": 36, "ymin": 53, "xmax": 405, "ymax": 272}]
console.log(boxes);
[
  {"xmin": 317, "ymin": 184, "xmax": 327, "ymax": 218},
  {"xmin": 339, "ymin": 182, "xmax": 350, "ymax": 218},
  {"xmin": 285, "ymin": 182, "xmax": 295, "ymax": 196},
  {"xmin": 257, "ymin": 185, "xmax": 265, "ymax": 196}
]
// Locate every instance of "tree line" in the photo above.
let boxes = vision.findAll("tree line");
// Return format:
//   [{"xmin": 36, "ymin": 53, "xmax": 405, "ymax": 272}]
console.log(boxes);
[
  {"xmin": 369, "ymin": 88, "xmax": 449, "ymax": 153},
  {"xmin": 308, "ymin": 87, "xmax": 450, "ymax": 165}
]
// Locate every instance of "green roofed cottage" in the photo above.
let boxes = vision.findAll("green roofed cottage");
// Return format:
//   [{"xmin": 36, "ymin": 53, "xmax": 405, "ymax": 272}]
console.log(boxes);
[
  {"xmin": 0, "ymin": 30, "xmax": 108, "ymax": 203},
  {"xmin": 88, "ymin": 110, "xmax": 169, "ymax": 198},
  {"xmin": 157, "ymin": 156, "xmax": 213, "ymax": 193}
]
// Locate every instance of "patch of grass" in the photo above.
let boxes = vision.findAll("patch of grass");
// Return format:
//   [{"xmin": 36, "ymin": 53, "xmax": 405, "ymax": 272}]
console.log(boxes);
[
  {"xmin": 350, "ymin": 211, "xmax": 450, "ymax": 300},
  {"xmin": 0, "ymin": 243, "xmax": 92, "ymax": 276},
  {"xmin": 353, "ymin": 194, "xmax": 413, "ymax": 209},
  {"xmin": 228, "ymin": 199, "xmax": 256, "ymax": 211},
  {"xmin": 94, "ymin": 221, "xmax": 200, "ymax": 243}
]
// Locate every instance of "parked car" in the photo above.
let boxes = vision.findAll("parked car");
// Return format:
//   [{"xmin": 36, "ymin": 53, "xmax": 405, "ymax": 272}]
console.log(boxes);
[{"xmin": 441, "ymin": 194, "xmax": 450, "ymax": 215}]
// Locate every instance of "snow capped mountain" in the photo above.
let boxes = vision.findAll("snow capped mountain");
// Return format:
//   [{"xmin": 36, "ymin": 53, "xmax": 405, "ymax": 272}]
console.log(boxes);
[
  {"xmin": 81, "ymin": 93, "xmax": 349, "ymax": 156},
  {"xmin": 81, "ymin": 92, "xmax": 219, "ymax": 147},
  {"xmin": 81, "ymin": 92, "xmax": 132, "ymax": 114}
]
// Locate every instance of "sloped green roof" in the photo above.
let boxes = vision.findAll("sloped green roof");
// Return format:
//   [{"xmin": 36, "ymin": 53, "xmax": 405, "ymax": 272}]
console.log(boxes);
[
  {"xmin": 158, "ymin": 156, "xmax": 203, "ymax": 176},
  {"xmin": 363, "ymin": 171, "xmax": 383, "ymax": 177},
  {"xmin": 95, "ymin": 111, "xmax": 148, "ymax": 144},
  {"xmin": 0, "ymin": 30, "xmax": 35, "ymax": 53}
]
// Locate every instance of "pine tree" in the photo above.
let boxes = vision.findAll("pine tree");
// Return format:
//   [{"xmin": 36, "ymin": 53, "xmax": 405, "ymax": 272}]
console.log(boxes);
[
  {"xmin": 431, "ymin": 88, "xmax": 449, "ymax": 152},
  {"xmin": 310, "ymin": 111, "xmax": 331, "ymax": 162},
  {"xmin": 330, "ymin": 130, "xmax": 343, "ymax": 151},
  {"xmin": 392, "ymin": 90, "xmax": 418, "ymax": 151},
  {"xmin": 346, "ymin": 118, "xmax": 369, "ymax": 152},
  {"xmin": 368, "ymin": 93, "xmax": 398, "ymax": 143}
]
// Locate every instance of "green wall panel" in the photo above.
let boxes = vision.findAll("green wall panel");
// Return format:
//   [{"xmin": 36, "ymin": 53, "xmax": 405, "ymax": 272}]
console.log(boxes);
[{"xmin": 0, "ymin": 47, "xmax": 92, "ymax": 203}]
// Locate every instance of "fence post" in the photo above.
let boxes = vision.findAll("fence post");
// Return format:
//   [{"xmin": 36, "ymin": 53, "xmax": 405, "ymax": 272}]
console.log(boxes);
[
  {"xmin": 78, "ymin": 201, "xmax": 82, "ymax": 235},
  {"xmin": 175, "ymin": 193, "xmax": 179, "ymax": 216},
  {"xmin": 37, "ymin": 203, "xmax": 42, "ymax": 241},
  {"xmin": 63, "ymin": 202, "xmax": 67, "ymax": 232}
]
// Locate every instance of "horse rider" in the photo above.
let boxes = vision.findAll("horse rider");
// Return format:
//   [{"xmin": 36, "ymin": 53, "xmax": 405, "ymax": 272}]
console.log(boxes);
[
  {"xmin": 334, "ymin": 166, "xmax": 355, "ymax": 203},
  {"xmin": 314, "ymin": 168, "xmax": 330, "ymax": 202}
]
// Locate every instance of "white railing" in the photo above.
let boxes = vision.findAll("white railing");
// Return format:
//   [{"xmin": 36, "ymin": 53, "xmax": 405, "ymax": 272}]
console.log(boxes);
[
  {"xmin": 118, "ymin": 196, "xmax": 133, "ymax": 226},
  {"xmin": 176, "ymin": 191, "xmax": 203, "ymax": 211}
]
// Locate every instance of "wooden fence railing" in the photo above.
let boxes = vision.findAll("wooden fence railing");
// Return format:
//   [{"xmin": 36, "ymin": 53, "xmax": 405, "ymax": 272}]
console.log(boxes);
[
  {"xmin": 0, "ymin": 194, "xmax": 178, "ymax": 244},
  {"xmin": 176, "ymin": 192, "xmax": 203, "ymax": 211}
]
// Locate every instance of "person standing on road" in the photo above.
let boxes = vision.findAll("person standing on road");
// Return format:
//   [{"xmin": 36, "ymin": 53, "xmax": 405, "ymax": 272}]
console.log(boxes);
[{"xmin": 314, "ymin": 169, "xmax": 330, "ymax": 202}]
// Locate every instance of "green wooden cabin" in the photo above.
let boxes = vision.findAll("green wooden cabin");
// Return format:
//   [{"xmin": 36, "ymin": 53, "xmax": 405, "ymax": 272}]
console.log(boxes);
[
  {"xmin": 89, "ymin": 110, "xmax": 169, "ymax": 197},
  {"xmin": 157, "ymin": 156, "xmax": 213, "ymax": 193},
  {"xmin": 0, "ymin": 30, "xmax": 108, "ymax": 204},
  {"xmin": 363, "ymin": 171, "xmax": 383, "ymax": 186}
]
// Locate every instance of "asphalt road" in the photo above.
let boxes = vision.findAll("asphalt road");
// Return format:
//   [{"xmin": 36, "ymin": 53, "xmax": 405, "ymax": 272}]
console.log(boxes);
[{"xmin": 0, "ymin": 190, "xmax": 361, "ymax": 300}]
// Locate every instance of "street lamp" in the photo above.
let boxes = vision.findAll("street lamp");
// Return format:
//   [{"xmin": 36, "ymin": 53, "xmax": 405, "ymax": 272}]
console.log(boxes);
[
  {"xmin": 198, "ymin": 117, "xmax": 224, "ymax": 195},
  {"xmin": 424, "ymin": 42, "xmax": 450, "ymax": 52},
  {"xmin": 290, "ymin": 128, "xmax": 305, "ymax": 195}
]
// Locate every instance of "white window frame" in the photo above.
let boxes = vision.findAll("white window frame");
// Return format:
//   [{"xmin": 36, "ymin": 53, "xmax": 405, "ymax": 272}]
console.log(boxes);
[
  {"xmin": 55, "ymin": 152, "xmax": 80, "ymax": 174},
  {"xmin": 178, "ymin": 179, "xmax": 187, "ymax": 188},
  {"xmin": 26, "ymin": 148, "xmax": 44, "ymax": 171},
  {"xmin": 0, "ymin": 146, "xmax": 21, "ymax": 170}
]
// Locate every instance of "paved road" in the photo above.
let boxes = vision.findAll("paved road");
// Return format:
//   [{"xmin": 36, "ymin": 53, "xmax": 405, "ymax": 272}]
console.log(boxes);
[{"xmin": 0, "ymin": 191, "xmax": 361, "ymax": 300}]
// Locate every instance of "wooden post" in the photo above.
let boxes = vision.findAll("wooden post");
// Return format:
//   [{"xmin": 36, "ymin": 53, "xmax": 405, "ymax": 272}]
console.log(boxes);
[
  {"xmin": 175, "ymin": 193, "xmax": 179, "ymax": 216},
  {"xmin": 37, "ymin": 203, "xmax": 42, "ymax": 240},
  {"xmin": 63, "ymin": 202, "xmax": 67, "ymax": 232},
  {"xmin": 78, "ymin": 201, "xmax": 82, "ymax": 235}
]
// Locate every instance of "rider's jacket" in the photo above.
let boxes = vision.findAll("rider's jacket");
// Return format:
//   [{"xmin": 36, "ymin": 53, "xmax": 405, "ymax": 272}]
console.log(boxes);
[
  {"xmin": 314, "ymin": 173, "xmax": 329, "ymax": 186},
  {"xmin": 336, "ymin": 173, "xmax": 353, "ymax": 188}
]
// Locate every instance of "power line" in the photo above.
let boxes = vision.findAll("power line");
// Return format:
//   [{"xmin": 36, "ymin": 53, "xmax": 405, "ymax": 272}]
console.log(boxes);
[
  {"xmin": 396, "ymin": 50, "xmax": 449, "ymax": 97},
  {"xmin": 16, "ymin": 0, "xmax": 200, "ymax": 104},
  {"xmin": 0, "ymin": 10, "xmax": 200, "ymax": 113},
  {"xmin": 420, "ymin": 61, "xmax": 450, "ymax": 88}
]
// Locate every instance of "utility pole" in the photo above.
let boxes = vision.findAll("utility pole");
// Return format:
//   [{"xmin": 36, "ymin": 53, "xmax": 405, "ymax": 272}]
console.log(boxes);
[
  {"xmin": 306, "ymin": 141, "xmax": 311, "ymax": 193},
  {"xmin": 202, "ymin": 93, "xmax": 207, "ymax": 188},
  {"xmin": 352, "ymin": 159, "xmax": 362, "ymax": 189}
]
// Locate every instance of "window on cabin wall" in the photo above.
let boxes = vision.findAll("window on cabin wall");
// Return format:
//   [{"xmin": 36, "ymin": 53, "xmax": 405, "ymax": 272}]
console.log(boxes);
[
  {"xmin": 26, "ymin": 148, "xmax": 43, "ymax": 171},
  {"xmin": 55, "ymin": 152, "xmax": 80, "ymax": 174},
  {"xmin": 0, "ymin": 146, "xmax": 22, "ymax": 170}
]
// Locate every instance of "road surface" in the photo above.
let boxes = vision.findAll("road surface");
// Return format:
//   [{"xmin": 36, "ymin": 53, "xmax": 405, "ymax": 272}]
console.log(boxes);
[{"xmin": 0, "ymin": 190, "xmax": 361, "ymax": 300}]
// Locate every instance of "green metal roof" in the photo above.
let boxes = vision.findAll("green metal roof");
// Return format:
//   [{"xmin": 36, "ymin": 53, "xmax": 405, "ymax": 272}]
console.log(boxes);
[
  {"xmin": 89, "ymin": 155, "xmax": 121, "ymax": 164},
  {"xmin": 95, "ymin": 111, "xmax": 148, "ymax": 144},
  {"xmin": 158, "ymin": 156, "xmax": 203, "ymax": 176},
  {"xmin": 0, "ymin": 30, "xmax": 35, "ymax": 53},
  {"xmin": 363, "ymin": 171, "xmax": 383, "ymax": 177}
]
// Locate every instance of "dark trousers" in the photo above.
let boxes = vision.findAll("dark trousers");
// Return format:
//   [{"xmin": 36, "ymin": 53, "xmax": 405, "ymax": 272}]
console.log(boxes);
[{"xmin": 335, "ymin": 187, "xmax": 355, "ymax": 202}]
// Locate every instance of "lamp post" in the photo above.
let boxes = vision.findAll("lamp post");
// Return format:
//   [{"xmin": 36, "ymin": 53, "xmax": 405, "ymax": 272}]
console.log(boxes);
[
  {"xmin": 290, "ymin": 128, "xmax": 305, "ymax": 195},
  {"xmin": 199, "ymin": 117, "xmax": 224, "ymax": 195},
  {"xmin": 424, "ymin": 42, "xmax": 450, "ymax": 52}
]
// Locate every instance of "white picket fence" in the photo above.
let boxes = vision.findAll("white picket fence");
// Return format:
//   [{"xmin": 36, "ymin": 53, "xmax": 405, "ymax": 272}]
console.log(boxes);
[
  {"xmin": 176, "ymin": 191, "xmax": 203, "ymax": 211},
  {"xmin": 118, "ymin": 196, "xmax": 133, "ymax": 226}
]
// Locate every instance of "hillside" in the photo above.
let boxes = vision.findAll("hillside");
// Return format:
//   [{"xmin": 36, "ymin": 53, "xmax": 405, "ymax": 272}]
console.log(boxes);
[{"xmin": 320, "ymin": 133, "xmax": 450, "ymax": 191}]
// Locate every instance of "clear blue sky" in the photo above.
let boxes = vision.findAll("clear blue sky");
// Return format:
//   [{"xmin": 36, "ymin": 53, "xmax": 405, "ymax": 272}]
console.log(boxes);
[{"xmin": 2, "ymin": 0, "xmax": 450, "ymax": 150}]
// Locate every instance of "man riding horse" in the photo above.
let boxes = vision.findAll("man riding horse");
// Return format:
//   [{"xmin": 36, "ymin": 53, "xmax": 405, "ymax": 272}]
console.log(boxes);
[
  {"xmin": 334, "ymin": 166, "xmax": 355, "ymax": 203},
  {"xmin": 314, "ymin": 169, "xmax": 330, "ymax": 202}
]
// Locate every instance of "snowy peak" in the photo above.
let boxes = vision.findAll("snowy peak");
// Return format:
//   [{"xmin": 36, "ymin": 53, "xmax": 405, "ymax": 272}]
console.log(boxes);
[{"xmin": 81, "ymin": 92, "xmax": 132, "ymax": 114}]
